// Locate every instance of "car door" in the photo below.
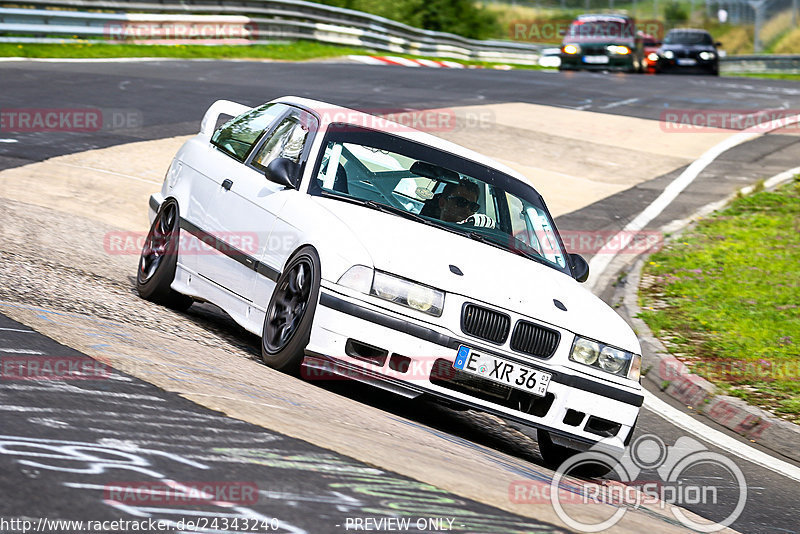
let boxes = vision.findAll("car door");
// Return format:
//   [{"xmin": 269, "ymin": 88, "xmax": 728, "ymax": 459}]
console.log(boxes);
[
  {"xmin": 191, "ymin": 103, "xmax": 288, "ymax": 300},
  {"xmin": 200, "ymin": 106, "xmax": 318, "ymax": 306}
]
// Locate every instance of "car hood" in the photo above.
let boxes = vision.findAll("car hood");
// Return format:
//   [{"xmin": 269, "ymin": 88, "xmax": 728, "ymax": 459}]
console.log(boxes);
[{"xmin": 314, "ymin": 197, "xmax": 639, "ymax": 352}]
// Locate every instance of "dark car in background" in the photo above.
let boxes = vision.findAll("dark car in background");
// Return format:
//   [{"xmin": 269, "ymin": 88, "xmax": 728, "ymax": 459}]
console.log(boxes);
[
  {"xmin": 655, "ymin": 28, "xmax": 720, "ymax": 75},
  {"xmin": 559, "ymin": 14, "xmax": 643, "ymax": 72}
]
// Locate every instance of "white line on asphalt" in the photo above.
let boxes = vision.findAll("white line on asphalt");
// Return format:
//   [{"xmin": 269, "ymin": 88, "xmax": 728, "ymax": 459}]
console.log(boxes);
[
  {"xmin": 0, "ymin": 348, "xmax": 44, "ymax": 354},
  {"xmin": 587, "ymin": 113, "xmax": 800, "ymax": 290},
  {"xmin": 0, "ymin": 327, "xmax": 34, "ymax": 333},
  {"xmin": 643, "ymin": 389, "xmax": 800, "ymax": 483},
  {"xmin": 0, "ymin": 139, "xmax": 19, "ymax": 143},
  {"xmin": 600, "ymin": 97, "xmax": 640, "ymax": 109}
]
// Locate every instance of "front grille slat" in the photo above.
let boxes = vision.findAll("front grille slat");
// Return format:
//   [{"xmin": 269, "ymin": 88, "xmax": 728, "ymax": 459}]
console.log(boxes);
[
  {"xmin": 510, "ymin": 320, "xmax": 560, "ymax": 359},
  {"xmin": 461, "ymin": 304, "xmax": 510, "ymax": 344}
]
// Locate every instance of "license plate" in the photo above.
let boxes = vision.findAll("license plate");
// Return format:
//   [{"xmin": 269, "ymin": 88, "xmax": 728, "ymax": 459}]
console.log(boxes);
[
  {"xmin": 583, "ymin": 55, "xmax": 609, "ymax": 64},
  {"xmin": 677, "ymin": 58, "xmax": 697, "ymax": 66},
  {"xmin": 453, "ymin": 346, "xmax": 552, "ymax": 397}
]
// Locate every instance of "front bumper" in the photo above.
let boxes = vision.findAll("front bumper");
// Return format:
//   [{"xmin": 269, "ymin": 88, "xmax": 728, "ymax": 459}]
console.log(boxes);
[
  {"xmin": 656, "ymin": 58, "xmax": 718, "ymax": 73},
  {"xmin": 560, "ymin": 53, "xmax": 635, "ymax": 71},
  {"xmin": 307, "ymin": 285, "xmax": 642, "ymax": 449}
]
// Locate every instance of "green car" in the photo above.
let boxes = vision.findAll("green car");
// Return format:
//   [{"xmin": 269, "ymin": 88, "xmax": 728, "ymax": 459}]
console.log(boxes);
[{"xmin": 559, "ymin": 14, "xmax": 644, "ymax": 73}]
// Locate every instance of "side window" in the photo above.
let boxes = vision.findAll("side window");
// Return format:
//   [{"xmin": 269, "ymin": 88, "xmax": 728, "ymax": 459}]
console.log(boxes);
[
  {"xmin": 251, "ymin": 116, "xmax": 310, "ymax": 171},
  {"xmin": 505, "ymin": 192, "xmax": 527, "ymax": 243},
  {"xmin": 211, "ymin": 104, "xmax": 286, "ymax": 161}
]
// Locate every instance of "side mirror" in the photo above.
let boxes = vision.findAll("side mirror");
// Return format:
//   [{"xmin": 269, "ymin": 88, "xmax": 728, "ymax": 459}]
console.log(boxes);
[
  {"xmin": 570, "ymin": 253, "xmax": 590, "ymax": 283},
  {"xmin": 715, "ymin": 41, "xmax": 722, "ymax": 47},
  {"xmin": 264, "ymin": 157, "xmax": 300, "ymax": 189}
]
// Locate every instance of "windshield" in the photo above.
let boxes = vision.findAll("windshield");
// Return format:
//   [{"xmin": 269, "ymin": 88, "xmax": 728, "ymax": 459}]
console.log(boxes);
[
  {"xmin": 664, "ymin": 31, "xmax": 712, "ymax": 45},
  {"xmin": 309, "ymin": 124, "xmax": 570, "ymax": 275},
  {"xmin": 568, "ymin": 19, "xmax": 634, "ymax": 39}
]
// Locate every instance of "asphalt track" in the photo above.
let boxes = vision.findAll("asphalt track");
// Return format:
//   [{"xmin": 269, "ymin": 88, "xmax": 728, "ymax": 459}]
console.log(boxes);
[{"xmin": 1, "ymin": 60, "xmax": 800, "ymax": 534}]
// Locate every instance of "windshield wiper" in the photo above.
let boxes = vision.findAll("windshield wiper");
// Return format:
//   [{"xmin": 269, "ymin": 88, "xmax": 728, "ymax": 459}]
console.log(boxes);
[
  {"xmin": 319, "ymin": 191, "xmax": 434, "ymax": 226},
  {"xmin": 363, "ymin": 200, "xmax": 431, "ymax": 225}
]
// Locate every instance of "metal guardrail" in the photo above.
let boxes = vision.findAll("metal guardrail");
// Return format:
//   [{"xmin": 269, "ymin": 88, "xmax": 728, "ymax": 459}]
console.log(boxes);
[
  {"xmin": 1, "ymin": 3, "xmax": 796, "ymax": 71},
  {"xmin": 0, "ymin": 2, "xmax": 544, "ymax": 64},
  {"xmin": 721, "ymin": 54, "xmax": 800, "ymax": 73}
]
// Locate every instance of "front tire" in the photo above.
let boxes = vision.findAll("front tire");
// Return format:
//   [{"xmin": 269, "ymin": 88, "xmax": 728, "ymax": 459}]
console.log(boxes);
[
  {"xmin": 136, "ymin": 199, "xmax": 193, "ymax": 311},
  {"xmin": 261, "ymin": 246, "xmax": 321, "ymax": 374}
]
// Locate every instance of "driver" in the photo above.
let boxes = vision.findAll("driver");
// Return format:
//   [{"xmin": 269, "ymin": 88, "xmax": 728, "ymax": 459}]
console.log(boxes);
[{"xmin": 436, "ymin": 179, "xmax": 495, "ymax": 228}]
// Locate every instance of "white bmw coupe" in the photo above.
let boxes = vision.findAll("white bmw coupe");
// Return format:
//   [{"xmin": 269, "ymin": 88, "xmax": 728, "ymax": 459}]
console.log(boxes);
[{"xmin": 139, "ymin": 96, "xmax": 643, "ymax": 464}]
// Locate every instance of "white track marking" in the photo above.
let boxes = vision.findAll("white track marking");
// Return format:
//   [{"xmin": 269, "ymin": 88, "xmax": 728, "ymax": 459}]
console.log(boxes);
[
  {"xmin": 587, "ymin": 113, "xmax": 800, "ymax": 290},
  {"xmin": 643, "ymin": 389, "xmax": 800, "ymax": 483},
  {"xmin": 0, "ymin": 327, "xmax": 34, "ymax": 332},
  {"xmin": 600, "ymin": 97, "xmax": 639, "ymax": 109},
  {"xmin": 347, "ymin": 55, "xmax": 386, "ymax": 65},
  {"xmin": 761, "ymin": 166, "xmax": 800, "ymax": 188},
  {"xmin": 0, "ymin": 348, "xmax": 44, "ymax": 354},
  {"xmin": 415, "ymin": 58, "xmax": 443, "ymax": 68},
  {"xmin": 0, "ymin": 139, "xmax": 19, "ymax": 143},
  {"xmin": 382, "ymin": 56, "xmax": 421, "ymax": 67}
]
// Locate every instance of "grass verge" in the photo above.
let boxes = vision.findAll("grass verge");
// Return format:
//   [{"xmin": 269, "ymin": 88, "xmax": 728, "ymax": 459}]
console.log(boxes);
[
  {"xmin": 724, "ymin": 72, "xmax": 800, "ymax": 81},
  {"xmin": 0, "ymin": 41, "xmax": 368, "ymax": 61},
  {"xmin": 639, "ymin": 177, "xmax": 800, "ymax": 423},
  {"xmin": 0, "ymin": 41, "xmax": 549, "ymax": 69}
]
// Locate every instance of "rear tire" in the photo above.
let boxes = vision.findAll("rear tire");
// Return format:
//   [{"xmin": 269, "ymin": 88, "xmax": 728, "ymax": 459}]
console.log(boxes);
[
  {"xmin": 136, "ymin": 199, "xmax": 193, "ymax": 311},
  {"xmin": 260, "ymin": 246, "xmax": 321, "ymax": 374}
]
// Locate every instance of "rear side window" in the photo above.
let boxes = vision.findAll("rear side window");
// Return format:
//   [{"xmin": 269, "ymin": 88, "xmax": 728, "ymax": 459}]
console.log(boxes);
[{"xmin": 211, "ymin": 104, "xmax": 287, "ymax": 161}]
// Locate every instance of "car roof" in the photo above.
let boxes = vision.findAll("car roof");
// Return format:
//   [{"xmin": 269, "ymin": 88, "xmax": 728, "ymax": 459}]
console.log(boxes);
[
  {"xmin": 667, "ymin": 28, "xmax": 710, "ymax": 34},
  {"xmin": 272, "ymin": 96, "xmax": 531, "ymax": 185},
  {"xmin": 574, "ymin": 14, "xmax": 633, "ymax": 22}
]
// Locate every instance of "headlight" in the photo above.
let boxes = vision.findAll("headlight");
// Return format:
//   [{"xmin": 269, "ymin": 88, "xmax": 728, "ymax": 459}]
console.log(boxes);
[
  {"xmin": 663, "ymin": 50, "xmax": 674, "ymax": 59},
  {"xmin": 570, "ymin": 336, "xmax": 639, "ymax": 379},
  {"xmin": 607, "ymin": 45, "xmax": 631, "ymax": 55},
  {"xmin": 647, "ymin": 52, "xmax": 659, "ymax": 62},
  {"xmin": 699, "ymin": 51, "xmax": 716, "ymax": 60},
  {"xmin": 337, "ymin": 266, "xmax": 444, "ymax": 317},
  {"xmin": 570, "ymin": 338, "xmax": 600, "ymax": 365},
  {"xmin": 599, "ymin": 346, "xmax": 627, "ymax": 374},
  {"xmin": 563, "ymin": 44, "xmax": 580, "ymax": 55}
]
